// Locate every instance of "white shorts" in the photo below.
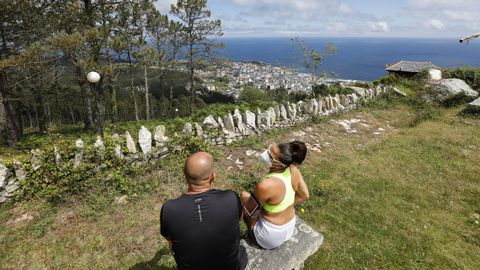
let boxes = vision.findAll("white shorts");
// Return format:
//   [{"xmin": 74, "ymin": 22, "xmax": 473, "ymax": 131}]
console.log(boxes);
[{"xmin": 253, "ymin": 215, "xmax": 296, "ymax": 249}]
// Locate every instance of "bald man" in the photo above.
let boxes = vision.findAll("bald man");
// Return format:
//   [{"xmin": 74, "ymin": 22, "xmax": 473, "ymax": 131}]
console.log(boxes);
[{"xmin": 160, "ymin": 152, "xmax": 247, "ymax": 270}]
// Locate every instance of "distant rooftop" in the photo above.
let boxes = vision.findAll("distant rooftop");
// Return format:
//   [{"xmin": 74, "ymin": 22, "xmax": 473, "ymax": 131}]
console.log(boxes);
[{"xmin": 385, "ymin": 60, "xmax": 441, "ymax": 73}]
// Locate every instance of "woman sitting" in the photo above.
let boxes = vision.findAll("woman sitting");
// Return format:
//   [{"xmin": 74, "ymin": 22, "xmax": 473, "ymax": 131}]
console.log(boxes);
[{"xmin": 241, "ymin": 141, "xmax": 310, "ymax": 249}]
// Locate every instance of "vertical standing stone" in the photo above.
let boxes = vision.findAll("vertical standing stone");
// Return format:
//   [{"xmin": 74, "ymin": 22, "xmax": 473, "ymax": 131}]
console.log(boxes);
[
  {"xmin": 112, "ymin": 133, "xmax": 124, "ymax": 159},
  {"xmin": 310, "ymin": 99, "xmax": 319, "ymax": 115},
  {"xmin": 244, "ymin": 110, "xmax": 256, "ymax": 129},
  {"xmin": 125, "ymin": 131, "xmax": 137, "ymax": 154},
  {"xmin": 233, "ymin": 109, "xmax": 245, "ymax": 134},
  {"xmin": 317, "ymin": 98, "xmax": 324, "ymax": 114},
  {"xmin": 280, "ymin": 105, "xmax": 288, "ymax": 121},
  {"xmin": 138, "ymin": 126, "xmax": 152, "ymax": 154},
  {"xmin": 183, "ymin": 123, "xmax": 193, "ymax": 135},
  {"xmin": 54, "ymin": 146, "xmax": 62, "ymax": 166},
  {"xmin": 0, "ymin": 159, "xmax": 11, "ymax": 189},
  {"xmin": 263, "ymin": 110, "xmax": 272, "ymax": 129},
  {"xmin": 274, "ymin": 106, "xmax": 281, "ymax": 121},
  {"xmin": 217, "ymin": 117, "xmax": 225, "ymax": 130},
  {"xmin": 30, "ymin": 150, "xmax": 42, "ymax": 171},
  {"xmin": 269, "ymin": 107, "xmax": 276, "ymax": 124},
  {"xmin": 94, "ymin": 136, "xmax": 105, "ymax": 152},
  {"xmin": 12, "ymin": 160, "xmax": 26, "ymax": 181},
  {"xmin": 223, "ymin": 113, "xmax": 235, "ymax": 133},
  {"xmin": 74, "ymin": 139, "xmax": 84, "ymax": 167},
  {"xmin": 194, "ymin": 122, "xmax": 203, "ymax": 137},
  {"xmin": 296, "ymin": 101, "xmax": 304, "ymax": 116},
  {"xmin": 154, "ymin": 125, "xmax": 168, "ymax": 146},
  {"xmin": 256, "ymin": 108, "xmax": 263, "ymax": 128}
]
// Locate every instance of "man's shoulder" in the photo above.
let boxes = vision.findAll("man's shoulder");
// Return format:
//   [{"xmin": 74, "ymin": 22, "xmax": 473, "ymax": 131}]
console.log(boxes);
[{"xmin": 211, "ymin": 189, "xmax": 239, "ymax": 199}]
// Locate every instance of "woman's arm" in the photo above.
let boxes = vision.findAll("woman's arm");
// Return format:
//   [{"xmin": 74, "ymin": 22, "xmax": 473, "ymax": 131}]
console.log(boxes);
[{"xmin": 291, "ymin": 165, "xmax": 310, "ymax": 205}]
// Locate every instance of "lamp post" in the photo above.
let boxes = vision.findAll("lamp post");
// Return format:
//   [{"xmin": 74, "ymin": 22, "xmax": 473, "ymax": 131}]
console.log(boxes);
[
  {"xmin": 87, "ymin": 71, "xmax": 104, "ymax": 137},
  {"xmin": 175, "ymin": 108, "xmax": 179, "ymax": 118}
]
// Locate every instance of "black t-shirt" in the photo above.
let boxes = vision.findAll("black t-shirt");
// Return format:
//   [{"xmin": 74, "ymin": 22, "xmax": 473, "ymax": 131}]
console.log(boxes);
[{"xmin": 160, "ymin": 189, "xmax": 247, "ymax": 270}]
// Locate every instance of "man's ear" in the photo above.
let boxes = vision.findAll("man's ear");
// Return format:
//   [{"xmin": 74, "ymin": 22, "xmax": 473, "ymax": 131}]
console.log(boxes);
[{"xmin": 210, "ymin": 170, "xmax": 216, "ymax": 182}]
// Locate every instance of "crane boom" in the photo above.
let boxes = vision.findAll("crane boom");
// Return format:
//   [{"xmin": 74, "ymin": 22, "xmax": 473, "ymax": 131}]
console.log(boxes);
[{"xmin": 460, "ymin": 33, "xmax": 480, "ymax": 43}]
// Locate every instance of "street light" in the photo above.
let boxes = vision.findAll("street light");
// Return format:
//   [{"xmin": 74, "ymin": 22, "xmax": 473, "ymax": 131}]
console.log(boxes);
[
  {"xmin": 175, "ymin": 108, "xmax": 179, "ymax": 117},
  {"xmin": 87, "ymin": 71, "xmax": 104, "ymax": 137}
]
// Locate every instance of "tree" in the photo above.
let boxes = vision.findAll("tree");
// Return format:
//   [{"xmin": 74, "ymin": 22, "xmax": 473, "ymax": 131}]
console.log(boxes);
[
  {"xmin": 291, "ymin": 37, "xmax": 336, "ymax": 93},
  {"xmin": 170, "ymin": 0, "xmax": 223, "ymax": 114},
  {"xmin": 0, "ymin": 0, "xmax": 54, "ymax": 144}
]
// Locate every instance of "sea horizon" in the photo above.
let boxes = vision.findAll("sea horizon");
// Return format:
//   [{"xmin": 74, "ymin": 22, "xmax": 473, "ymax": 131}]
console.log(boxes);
[{"xmin": 217, "ymin": 37, "xmax": 480, "ymax": 81}]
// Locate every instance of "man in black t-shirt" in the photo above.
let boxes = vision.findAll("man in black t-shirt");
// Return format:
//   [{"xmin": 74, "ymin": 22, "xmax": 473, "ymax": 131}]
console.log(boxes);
[{"xmin": 160, "ymin": 151, "xmax": 247, "ymax": 270}]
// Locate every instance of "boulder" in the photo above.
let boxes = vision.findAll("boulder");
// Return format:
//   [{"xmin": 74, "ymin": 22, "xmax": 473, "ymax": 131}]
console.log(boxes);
[
  {"xmin": 125, "ymin": 131, "xmax": 137, "ymax": 154},
  {"xmin": 350, "ymin": 86, "xmax": 367, "ymax": 98},
  {"xmin": 468, "ymin": 97, "xmax": 480, "ymax": 111},
  {"xmin": 241, "ymin": 217, "xmax": 324, "ymax": 270},
  {"xmin": 428, "ymin": 69, "xmax": 442, "ymax": 81},
  {"xmin": 427, "ymin": 79, "xmax": 478, "ymax": 103},
  {"xmin": 138, "ymin": 126, "xmax": 152, "ymax": 154},
  {"xmin": 203, "ymin": 115, "xmax": 219, "ymax": 129}
]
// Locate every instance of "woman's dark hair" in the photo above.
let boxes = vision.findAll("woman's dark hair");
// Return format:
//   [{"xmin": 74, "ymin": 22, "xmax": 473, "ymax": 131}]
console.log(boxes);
[{"xmin": 278, "ymin": 141, "xmax": 307, "ymax": 166}]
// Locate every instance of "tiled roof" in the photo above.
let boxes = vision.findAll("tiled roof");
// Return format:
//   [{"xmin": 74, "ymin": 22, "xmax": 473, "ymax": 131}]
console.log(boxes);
[{"xmin": 385, "ymin": 60, "xmax": 441, "ymax": 73}]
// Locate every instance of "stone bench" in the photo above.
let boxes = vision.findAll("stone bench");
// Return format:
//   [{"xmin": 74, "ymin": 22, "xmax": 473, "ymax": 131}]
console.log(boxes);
[{"xmin": 240, "ymin": 218, "xmax": 324, "ymax": 270}]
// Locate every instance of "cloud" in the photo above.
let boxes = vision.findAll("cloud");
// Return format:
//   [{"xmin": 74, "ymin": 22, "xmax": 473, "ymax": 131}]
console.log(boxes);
[
  {"xmin": 326, "ymin": 22, "xmax": 348, "ymax": 32},
  {"xmin": 367, "ymin": 21, "xmax": 389, "ymax": 32},
  {"xmin": 426, "ymin": 19, "xmax": 445, "ymax": 30},
  {"xmin": 229, "ymin": 0, "xmax": 358, "ymax": 19},
  {"xmin": 406, "ymin": 0, "xmax": 480, "ymax": 22}
]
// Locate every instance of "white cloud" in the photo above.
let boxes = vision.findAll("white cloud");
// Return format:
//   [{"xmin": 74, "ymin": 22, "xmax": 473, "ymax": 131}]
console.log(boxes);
[
  {"xmin": 407, "ymin": 0, "xmax": 480, "ymax": 22},
  {"xmin": 426, "ymin": 19, "xmax": 445, "ymax": 30},
  {"xmin": 154, "ymin": 0, "xmax": 177, "ymax": 14},
  {"xmin": 326, "ymin": 22, "xmax": 348, "ymax": 32},
  {"xmin": 368, "ymin": 21, "xmax": 389, "ymax": 32}
]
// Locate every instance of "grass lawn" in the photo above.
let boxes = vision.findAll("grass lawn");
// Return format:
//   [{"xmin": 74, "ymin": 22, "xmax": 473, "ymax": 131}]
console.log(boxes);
[{"xmin": 0, "ymin": 100, "xmax": 479, "ymax": 269}]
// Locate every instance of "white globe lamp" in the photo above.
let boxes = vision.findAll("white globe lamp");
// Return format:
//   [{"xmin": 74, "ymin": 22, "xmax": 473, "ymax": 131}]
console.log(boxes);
[{"xmin": 87, "ymin": 71, "xmax": 101, "ymax": 83}]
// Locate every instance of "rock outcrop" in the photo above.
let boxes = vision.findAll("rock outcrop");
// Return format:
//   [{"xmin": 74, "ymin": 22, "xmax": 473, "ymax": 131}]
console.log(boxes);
[
  {"xmin": 241, "ymin": 217, "xmax": 324, "ymax": 270},
  {"xmin": 426, "ymin": 78, "xmax": 478, "ymax": 103}
]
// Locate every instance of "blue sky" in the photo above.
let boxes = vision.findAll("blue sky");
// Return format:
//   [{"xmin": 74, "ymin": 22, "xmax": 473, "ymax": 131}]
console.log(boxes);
[{"xmin": 156, "ymin": 0, "xmax": 480, "ymax": 38}]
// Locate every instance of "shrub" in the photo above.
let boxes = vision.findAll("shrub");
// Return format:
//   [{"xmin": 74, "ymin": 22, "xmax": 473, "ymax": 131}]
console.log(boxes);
[{"xmin": 443, "ymin": 67, "xmax": 480, "ymax": 90}]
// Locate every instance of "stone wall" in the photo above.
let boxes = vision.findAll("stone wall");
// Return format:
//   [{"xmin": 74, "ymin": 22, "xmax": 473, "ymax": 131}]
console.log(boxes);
[{"xmin": 0, "ymin": 85, "xmax": 391, "ymax": 204}]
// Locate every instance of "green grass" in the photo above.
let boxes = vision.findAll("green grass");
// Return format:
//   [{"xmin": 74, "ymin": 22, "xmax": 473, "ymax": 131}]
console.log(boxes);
[
  {"xmin": 301, "ymin": 108, "xmax": 480, "ymax": 269},
  {"xmin": 0, "ymin": 100, "xmax": 479, "ymax": 269}
]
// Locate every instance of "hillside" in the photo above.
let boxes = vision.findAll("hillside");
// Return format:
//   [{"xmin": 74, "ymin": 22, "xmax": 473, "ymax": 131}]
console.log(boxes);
[{"xmin": 0, "ymin": 95, "xmax": 479, "ymax": 269}]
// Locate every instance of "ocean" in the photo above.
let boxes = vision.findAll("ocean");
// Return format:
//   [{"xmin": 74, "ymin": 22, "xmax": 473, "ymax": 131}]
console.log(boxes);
[{"xmin": 218, "ymin": 37, "xmax": 480, "ymax": 81}]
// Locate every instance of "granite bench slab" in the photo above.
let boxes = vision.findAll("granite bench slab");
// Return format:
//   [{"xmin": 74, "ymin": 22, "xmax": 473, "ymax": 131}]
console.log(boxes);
[{"xmin": 241, "ymin": 217, "xmax": 324, "ymax": 270}]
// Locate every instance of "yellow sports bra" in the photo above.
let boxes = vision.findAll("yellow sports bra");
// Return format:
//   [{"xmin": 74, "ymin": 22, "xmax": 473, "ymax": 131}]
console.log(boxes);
[{"xmin": 262, "ymin": 167, "xmax": 295, "ymax": 213}]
